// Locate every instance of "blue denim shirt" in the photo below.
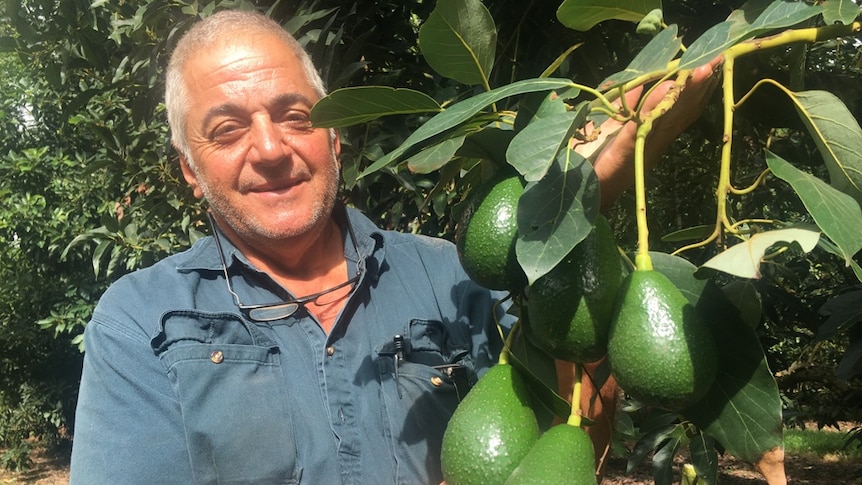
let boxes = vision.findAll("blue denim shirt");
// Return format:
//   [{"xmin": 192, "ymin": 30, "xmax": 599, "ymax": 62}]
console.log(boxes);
[{"xmin": 69, "ymin": 208, "xmax": 509, "ymax": 485}]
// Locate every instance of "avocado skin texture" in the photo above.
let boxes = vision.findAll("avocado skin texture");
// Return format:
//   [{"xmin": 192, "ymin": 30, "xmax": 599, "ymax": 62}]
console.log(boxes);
[
  {"xmin": 503, "ymin": 424, "xmax": 597, "ymax": 485},
  {"xmin": 527, "ymin": 215, "xmax": 623, "ymax": 363},
  {"xmin": 457, "ymin": 174, "xmax": 527, "ymax": 291},
  {"xmin": 607, "ymin": 270, "xmax": 718, "ymax": 411},
  {"xmin": 441, "ymin": 364, "xmax": 540, "ymax": 485}
]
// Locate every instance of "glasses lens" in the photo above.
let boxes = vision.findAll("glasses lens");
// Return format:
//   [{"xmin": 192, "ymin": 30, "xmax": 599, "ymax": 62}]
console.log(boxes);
[{"xmin": 247, "ymin": 303, "xmax": 300, "ymax": 322}]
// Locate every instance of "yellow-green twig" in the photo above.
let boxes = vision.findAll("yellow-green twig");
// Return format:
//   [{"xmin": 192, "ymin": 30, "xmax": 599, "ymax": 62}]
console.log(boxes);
[{"xmin": 567, "ymin": 363, "xmax": 584, "ymax": 427}]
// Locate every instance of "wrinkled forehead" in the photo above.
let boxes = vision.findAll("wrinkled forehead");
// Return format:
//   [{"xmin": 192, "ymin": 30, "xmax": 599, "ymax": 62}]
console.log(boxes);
[{"xmin": 183, "ymin": 32, "xmax": 318, "ymax": 97}]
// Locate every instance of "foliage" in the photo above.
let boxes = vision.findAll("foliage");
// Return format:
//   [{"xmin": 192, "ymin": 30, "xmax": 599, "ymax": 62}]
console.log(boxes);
[
  {"xmin": 0, "ymin": 50, "xmax": 89, "ymax": 469},
  {"xmin": 0, "ymin": 0, "xmax": 860, "ymax": 479},
  {"xmin": 312, "ymin": 0, "xmax": 862, "ymax": 481}
]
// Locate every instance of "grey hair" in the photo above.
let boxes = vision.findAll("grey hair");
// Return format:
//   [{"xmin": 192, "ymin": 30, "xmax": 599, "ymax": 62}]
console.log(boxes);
[{"xmin": 164, "ymin": 10, "xmax": 327, "ymax": 161}]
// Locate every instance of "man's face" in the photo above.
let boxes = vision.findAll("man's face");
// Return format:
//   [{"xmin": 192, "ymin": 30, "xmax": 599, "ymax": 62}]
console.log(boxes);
[{"xmin": 179, "ymin": 31, "xmax": 340, "ymax": 243}]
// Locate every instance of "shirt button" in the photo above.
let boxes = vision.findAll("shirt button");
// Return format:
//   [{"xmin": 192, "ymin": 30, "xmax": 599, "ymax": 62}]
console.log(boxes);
[
  {"xmin": 326, "ymin": 346, "xmax": 335, "ymax": 356},
  {"xmin": 430, "ymin": 376, "xmax": 444, "ymax": 387},
  {"xmin": 210, "ymin": 350, "xmax": 224, "ymax": 364}
]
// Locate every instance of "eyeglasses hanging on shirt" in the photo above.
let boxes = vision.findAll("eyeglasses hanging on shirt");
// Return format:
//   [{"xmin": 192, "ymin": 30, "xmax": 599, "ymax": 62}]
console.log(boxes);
[{"xmin": 207, "ymin": 210, "xmax": 364, "ymax": 322}]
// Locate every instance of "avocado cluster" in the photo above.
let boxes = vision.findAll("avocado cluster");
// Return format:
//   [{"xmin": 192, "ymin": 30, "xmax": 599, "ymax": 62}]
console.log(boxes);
[
  {"xmin": 440, "ymin": 363, "xmax": 597, "ymax": 485},
  {"xmin": 448, "ymin": 172, "xmax": 719, "ymax": 483}
]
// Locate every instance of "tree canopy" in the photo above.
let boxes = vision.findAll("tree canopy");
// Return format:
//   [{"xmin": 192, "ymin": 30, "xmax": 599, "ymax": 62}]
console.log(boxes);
[{"xmin": 0, "ymin": 0, "xmax": 860, "ymax": 478}]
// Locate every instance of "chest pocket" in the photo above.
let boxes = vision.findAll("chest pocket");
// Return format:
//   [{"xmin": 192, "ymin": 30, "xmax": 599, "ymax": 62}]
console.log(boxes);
[
  {"xmin": 375, "ymin": 318, "xmax": 478, "ymax": 484},
  {"xmin": 152, "ymin": 311, "xmax": 300, "ymax": 485}
]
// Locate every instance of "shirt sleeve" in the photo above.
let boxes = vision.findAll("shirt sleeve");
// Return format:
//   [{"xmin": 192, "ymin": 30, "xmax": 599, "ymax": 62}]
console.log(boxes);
[{"xmin": 69, "ymin": 314, "xmax": 195, "ymax": 485}]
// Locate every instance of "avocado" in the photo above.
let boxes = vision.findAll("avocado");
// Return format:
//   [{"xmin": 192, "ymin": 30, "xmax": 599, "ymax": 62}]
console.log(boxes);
[
  {"xmin": 441, "ymin": 364, "xmax": 540, "ymax": 485},
  {"xmin": 457, "ymin": 173, "xmax": 527, "ymax": 291},
  {"xmin": 607, "ymin": 269, "xmax": 718, "ymax": 411},
  {"xmin": 503, "ymin": 423, "xmax": 597, "ymax": 485},
  {"xmin": 527, "ymin": 215, "xmax": 624, "ymax": 363}
]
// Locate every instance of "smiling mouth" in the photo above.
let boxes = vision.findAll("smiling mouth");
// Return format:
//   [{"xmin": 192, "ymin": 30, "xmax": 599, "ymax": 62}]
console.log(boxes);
[{"xmin": 247, "ymin": 179, "xmax": 304, "ymax": 194}]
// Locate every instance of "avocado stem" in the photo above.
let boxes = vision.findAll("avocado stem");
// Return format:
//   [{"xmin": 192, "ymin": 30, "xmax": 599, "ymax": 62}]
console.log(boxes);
[
  {"xmin": 498, "ymin": 319, "xmax": 520, "ymax": 365},
  {"xmin": 566, "ymin": 363, "xmax": 584, "ymax": 427},
  {"xmin": 633, "ymin": 71, "xmax": 690, "ymax": 271}
]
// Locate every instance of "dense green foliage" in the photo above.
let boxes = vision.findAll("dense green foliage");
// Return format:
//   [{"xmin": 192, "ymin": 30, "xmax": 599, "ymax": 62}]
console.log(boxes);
[{"xmin": 0, "ymin": 0, "xmax": 860, "ymax": 478}]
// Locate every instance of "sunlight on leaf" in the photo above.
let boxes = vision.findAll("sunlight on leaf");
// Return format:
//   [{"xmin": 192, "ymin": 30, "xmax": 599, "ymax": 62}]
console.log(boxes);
[
  {"xmin": 556, "ymin": 0, "xmax": 661, "ymax": 32},
  {"xmin": 680, "ymin": 1, "xmax": 822, "ymax": 69},
  {"xmin": 767, "ymin": 151, "xmax": 862, "ymax": 265},
  {"xmin": 359, "ymin": 78, "xmax": 574, "ymax": 178},
  {"xmin": 507, "ymin": 111, "xmax": 578, "ymax": 182},
  {"xmin": 700, "ymin": 226, "xmax": 821, "ymax": 279},
  {"xmin": 600, "ymin": 24, "xmax": 682, "ymax": 89},
  {"xmin": 821, "ymin": 0, "xmax": 861, "ymax": 25},
  {"xmin": 789, "ymin": 90, "xmax": 862, "ymax": 204},
  {"xmin": 311, "ymin": 86, "xmax": 441, "ymax": 128},
  {"xmin": 406, "ymin": 136, "xmax": 465, "ymax": 174},
  {"xmin": 516, "ymin": 150, "xmax": 599, "ymax": 284},
  {"xmin": 418, "ymin": 0, "xmax": 496, "ymax": 86}
]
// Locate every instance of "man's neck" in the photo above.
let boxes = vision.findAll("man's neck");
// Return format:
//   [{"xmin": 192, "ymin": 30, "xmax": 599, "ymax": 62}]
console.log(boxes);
[{"xmin": 219, "ymin": 215, "xmax": 349, "ymax": 334}]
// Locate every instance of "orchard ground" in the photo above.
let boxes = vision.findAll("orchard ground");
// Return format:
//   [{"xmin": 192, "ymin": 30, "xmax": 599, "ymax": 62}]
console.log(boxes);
[{"xmin": 1, "ymin": 445, "xmax": 860, "ymax": 484}]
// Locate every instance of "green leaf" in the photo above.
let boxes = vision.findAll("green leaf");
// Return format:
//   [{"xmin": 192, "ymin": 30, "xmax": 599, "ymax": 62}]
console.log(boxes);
[
  {"xmin": 358, "ymin": 78, "xmax": 574, "ymax": 178},
  {"xmin": 507, "ymin": 110, "xmax": 578, "ymax": 182},
  {"xmin": 508, "ymin": 324, "xmax": 568, "ymax": 427},
  {"xmin": 649, "ymin": 251, "xmax": 705, "ymax": 305},
  {"xmin": 599, "ymin": 24, "xmax": 682, "ymax": 89},
  {"xmin": 310, "ymin": 86, "xmax": 442, "ymax": 128},
  {"xmin": 766, "ymin": 151, "xmax": 862, "ymax": 265},
  {"xmin": 652, "ymin": 426, "xmax": 686, "ymax": 485},
  {"xmin": 92, "ymin": 240, "xmax": 112, "ymax": 277},
  {"xmin": 680, "ymin": 1, "xmax": 823, "ymax": 69},
  {"xmin": 513, "ymin": 90, "xmax": 572, "ymax": 134},
  {"xmin": 821, "ymin": 0, "xmax": 862, "ymax": 25},
  {"xmin": 661, "ymin": 224, "xmax": 715, "ymax": 243},
  {"xmin": 690, "ymin": 432, "xmax": 719, "ymax": 485},
  {"xmin": 0, "ymin": 36, "xmax": 17, "ymax": 51},
  {"xmin": 516, "ymin": 149, "xmax": 600, "ymax": 284},
  {"xmin": 418, "ymin": 0, "xmax": 496, "ymax": 86},
  {"xmin": 405, "ymin": 135, "xmax": 465, "ymax": 174},
  {"xmin": 636, "ymin": 8, "xmax": 664, "ymax": 36},
  {"xmin": 456, "ymin": 127, "xmax": 516, "ymax": 165},
  {"xmin": 721, "ymin": 281, "xmax": 762, "ymax": 329},
  {"xmin": 627, "ymin": 416, "xmax": 679, "ymax": 472},
  {"xmin": 789, "ymin": 90, "xmax": 862, "ymax": 204},
  {"xmin": 556, "ymin": 0, "xmax": 662, "ymax": 32},
  {"xmin": 649, "ymin": 254, "xmax": 783, "ymax": 464},
  {"xmin": 816, "ymin": 290, "xmax": 862, "ymax": 342},
  {"xmin": 681, "ymin": 282, "xmax": 783, "ymax": 464},
  {"xmin": 699, "ymin": 226, "xmax": 821, "ymax": 279}
]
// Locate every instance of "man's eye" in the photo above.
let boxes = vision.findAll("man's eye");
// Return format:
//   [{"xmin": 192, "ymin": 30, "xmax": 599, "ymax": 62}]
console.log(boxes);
[
  {"xmin": 281, "ymin": 112, "xmax": 312, "ymax": 129},
  {"xmin": 211, "ymin": 123, "xmax": 244, "ymax": 142}
]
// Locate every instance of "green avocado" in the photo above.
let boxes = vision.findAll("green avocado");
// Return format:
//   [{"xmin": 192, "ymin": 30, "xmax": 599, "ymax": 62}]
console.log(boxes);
[
  {"xmin": 527, "ymin": 215, "xmax": 624, "ymax": 363},
  {"xmin": 441, "ymin": 364, "xmax": 539, "ymax": 485},
  {"xmin": 607, "ymin": 269, "xmax": 718, "ymax": 411},
  {"xmin": 457, "ymin": 173, "xmax": 527, "ymax": 291},
  {"xmin": 503, "ymin": 423, "xmax": 597, "ymax": 485}
]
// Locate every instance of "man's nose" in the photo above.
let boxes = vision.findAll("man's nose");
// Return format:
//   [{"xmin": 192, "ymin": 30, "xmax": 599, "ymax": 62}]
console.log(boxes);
[{"xmin": 248, "ymin": 117, "xmax": 288, "ymax": 163}]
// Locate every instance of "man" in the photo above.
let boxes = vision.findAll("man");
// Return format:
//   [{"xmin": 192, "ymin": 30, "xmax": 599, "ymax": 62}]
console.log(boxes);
[{"xmin": 69, "ymin": 9, "xmax": 719, "ymax": 484}]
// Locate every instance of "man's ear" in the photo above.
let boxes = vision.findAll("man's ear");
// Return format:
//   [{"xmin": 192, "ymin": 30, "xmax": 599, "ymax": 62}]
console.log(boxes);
[
  {"xmin": 333, "ymin": 130, "xmax": 342, "ymax": 167},
  {"xmin": 178, "ymin": 154, "xmax": 204, "ymax": 199}
]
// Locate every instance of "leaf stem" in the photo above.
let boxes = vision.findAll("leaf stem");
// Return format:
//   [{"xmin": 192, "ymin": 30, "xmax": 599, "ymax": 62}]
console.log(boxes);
[
  {"xmin": 729, "ymin": 168, "xmax": 771, "ymax": 195},
  {"xmin": 566, "ymin": 363, "xmax": 583, "ymax": 427},
  {"xmin": 714, "ymin": 57, "xmax": 737, "ymax": 236}
]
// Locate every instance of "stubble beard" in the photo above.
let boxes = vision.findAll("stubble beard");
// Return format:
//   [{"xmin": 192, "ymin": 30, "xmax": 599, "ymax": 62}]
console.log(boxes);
[{"xmin": 194, "ymin": 147, "xmax": 340, "ymax": 243}]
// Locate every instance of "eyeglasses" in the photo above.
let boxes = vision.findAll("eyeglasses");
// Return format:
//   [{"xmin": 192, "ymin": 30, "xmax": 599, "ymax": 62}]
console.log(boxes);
[{"xmin": 208, "ymin": 212, "xmax": 364, "ymax": 322}]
